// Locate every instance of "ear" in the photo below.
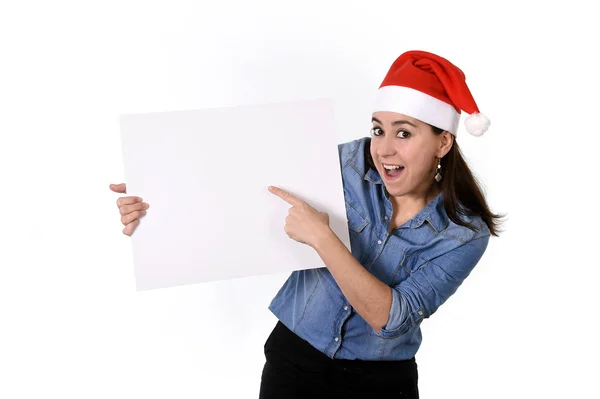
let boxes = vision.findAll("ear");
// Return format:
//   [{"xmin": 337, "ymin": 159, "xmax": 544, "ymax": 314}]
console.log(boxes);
[{"xmin": 437, "ymin": 131, "xmax": 454, "ymax": 158}]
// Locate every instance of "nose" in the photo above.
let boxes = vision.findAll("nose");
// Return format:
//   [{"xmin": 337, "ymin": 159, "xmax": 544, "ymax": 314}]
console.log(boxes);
[{"xmin": 377, "ymin": 135, "xmax": 396, "ymax": 158}]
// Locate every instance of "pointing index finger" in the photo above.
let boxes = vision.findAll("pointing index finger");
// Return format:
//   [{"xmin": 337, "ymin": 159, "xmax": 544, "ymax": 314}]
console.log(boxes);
[{"xmin": 269, "ymin": 186, "xmax": 302, "ymax": 206}]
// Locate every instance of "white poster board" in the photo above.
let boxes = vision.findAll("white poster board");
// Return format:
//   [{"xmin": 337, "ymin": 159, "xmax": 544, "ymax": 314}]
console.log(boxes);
[{"xmin": 119, "ymin": 99, "xmax": 350, "ymax": 290}]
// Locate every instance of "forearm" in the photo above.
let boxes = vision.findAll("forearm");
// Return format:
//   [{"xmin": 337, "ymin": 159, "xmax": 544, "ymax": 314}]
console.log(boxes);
[{"xmin": 313, "ymin": 228, "xmax": 392, "ymax": 333}]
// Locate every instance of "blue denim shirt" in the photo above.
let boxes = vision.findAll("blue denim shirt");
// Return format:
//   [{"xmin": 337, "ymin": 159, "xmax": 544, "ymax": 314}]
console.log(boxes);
[{"xmin": 268, "ymin": 137, "xmax": 490, "ymax": 361}]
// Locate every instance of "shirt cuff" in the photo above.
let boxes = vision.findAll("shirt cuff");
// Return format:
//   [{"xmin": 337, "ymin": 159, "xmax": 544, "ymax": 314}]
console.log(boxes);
[{"xmin": 376, "ymin": 287, "xmax": 424, "ymax": 339}]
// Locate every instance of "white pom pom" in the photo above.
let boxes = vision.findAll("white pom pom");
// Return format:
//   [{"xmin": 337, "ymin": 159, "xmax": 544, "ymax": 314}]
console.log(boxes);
[{"xmin": 464, "ymin": 113, "xmax": 490, "ymax": 137}]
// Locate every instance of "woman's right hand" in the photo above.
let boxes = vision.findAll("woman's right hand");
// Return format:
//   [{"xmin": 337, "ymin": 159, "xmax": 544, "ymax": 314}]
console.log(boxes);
[{"xmin": 109, "ymin": 183, "xmax": 149, "ymax": 236}]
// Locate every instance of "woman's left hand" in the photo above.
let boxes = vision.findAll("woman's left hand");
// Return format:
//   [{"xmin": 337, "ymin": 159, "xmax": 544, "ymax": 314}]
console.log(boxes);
[{"xmin": 269, "ymin": 186, "xmax": 332, "ymax": 248}]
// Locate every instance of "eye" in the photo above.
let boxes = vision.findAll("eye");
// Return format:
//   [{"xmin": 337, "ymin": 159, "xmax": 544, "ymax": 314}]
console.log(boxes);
[
  {"xmin": 370, "ymin": 127, "xmax": 383, "ymax": 136},
  {"xmin": 397, "ymin": 130, "xmax": 411, "ymax": 139}
]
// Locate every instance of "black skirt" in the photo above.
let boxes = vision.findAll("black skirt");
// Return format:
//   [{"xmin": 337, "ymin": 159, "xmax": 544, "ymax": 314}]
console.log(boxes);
[{"xmin": 259, "ymin": 321, "xmax": 419, "ymax": 399}]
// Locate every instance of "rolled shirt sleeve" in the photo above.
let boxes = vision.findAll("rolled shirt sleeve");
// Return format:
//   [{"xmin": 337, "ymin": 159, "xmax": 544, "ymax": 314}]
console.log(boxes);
[{"xmin": 377, "ymin": 235, "xmax": 490, "ymax": 338}]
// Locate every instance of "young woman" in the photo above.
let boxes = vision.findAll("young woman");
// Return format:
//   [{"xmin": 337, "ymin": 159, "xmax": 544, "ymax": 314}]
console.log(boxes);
[{"xmin": 110, "ymin": 50, "xmax": 503, "ymax": 398}]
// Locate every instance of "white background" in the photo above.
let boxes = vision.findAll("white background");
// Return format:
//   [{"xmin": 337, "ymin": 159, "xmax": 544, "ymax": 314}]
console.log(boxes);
[{"xmin": 1, "ymin": 0, "xmax": 598, "ymax": 398}]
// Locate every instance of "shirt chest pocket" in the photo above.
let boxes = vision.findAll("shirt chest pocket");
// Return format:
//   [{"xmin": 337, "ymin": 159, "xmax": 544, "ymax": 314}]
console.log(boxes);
[
  {"xmin": 393, "ymin": 253, "xmax": 431, "ymax": 287},
  {"xmin": 345, "ymin": 200, "xmax": 373, "ymax": 261},
  {"xmin": 346, "ymin": 200, "xmax": 369, "ymax": 233}
]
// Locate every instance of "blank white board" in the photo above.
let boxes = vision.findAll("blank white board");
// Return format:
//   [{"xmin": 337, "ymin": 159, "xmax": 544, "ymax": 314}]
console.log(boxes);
[{"xmin": 119, "ymin": 99, "xmax": 350, "ymax": 290}]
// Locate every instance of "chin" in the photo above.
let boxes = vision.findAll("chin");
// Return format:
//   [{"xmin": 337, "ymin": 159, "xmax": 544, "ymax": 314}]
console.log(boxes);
[{"xmin": 383, "ymin": 184, "xmax": 407, "ymax": 197}]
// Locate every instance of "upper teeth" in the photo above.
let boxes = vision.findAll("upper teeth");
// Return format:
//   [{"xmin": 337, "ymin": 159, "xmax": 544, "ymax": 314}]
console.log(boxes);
[{"xmin": 384, "ymin": 164, "xmax": 403, "ymax": 170}]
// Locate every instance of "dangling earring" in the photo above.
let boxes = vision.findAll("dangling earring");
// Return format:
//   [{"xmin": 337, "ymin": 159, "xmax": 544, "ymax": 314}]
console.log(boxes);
[{"xmin": 434, "ymin": 158, "xmax": 442, "ymax": 182}]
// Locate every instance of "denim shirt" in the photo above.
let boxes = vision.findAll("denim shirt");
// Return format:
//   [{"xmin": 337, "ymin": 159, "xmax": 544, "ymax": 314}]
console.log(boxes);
[{"xmin": 268, "ymin": 137, "xmax": 490, "ymax": 361}]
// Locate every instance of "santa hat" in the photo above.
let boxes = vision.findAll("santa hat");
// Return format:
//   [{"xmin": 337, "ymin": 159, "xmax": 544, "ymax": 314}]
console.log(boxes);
[{"xmin": 373, "ymin": 50, "xmax": 490, "ymax": 136}]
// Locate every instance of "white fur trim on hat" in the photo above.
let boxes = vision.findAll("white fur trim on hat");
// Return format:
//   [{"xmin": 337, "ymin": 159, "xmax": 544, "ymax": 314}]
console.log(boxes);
[{"xmin": 373, "ymin": 86, "xmax": 461, "ymax": 135}]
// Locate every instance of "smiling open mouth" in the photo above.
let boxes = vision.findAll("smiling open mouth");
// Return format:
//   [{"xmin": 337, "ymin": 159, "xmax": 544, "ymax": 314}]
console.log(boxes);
[{"xmin": 382, "ymin": 163, "xmax": 405, "ymax": 179}]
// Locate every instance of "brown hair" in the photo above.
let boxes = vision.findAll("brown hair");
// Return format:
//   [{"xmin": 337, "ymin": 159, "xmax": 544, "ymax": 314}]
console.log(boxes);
[{"xmin": 366, "ymin": 126, "xmax": 505, "ymax": 236}]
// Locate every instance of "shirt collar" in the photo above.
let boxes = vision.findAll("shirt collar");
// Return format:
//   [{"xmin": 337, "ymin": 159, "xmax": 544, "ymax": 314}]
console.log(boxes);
[
  {"xmin": 382, "ymin": 188, "xmax": 447, "ymax": 231},
  {"xmin": 364, "ymin": 168, "xmax": 383, "ymax": 184},
  {"xmin": 407, "ymin": 191, "xmax": 448, "ymax": 232}
]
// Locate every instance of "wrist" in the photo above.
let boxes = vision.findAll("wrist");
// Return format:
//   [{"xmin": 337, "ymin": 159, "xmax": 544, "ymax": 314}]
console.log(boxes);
[{"xmin": 312, "ymin": 226, "xmax": 337, "ymax": 252}]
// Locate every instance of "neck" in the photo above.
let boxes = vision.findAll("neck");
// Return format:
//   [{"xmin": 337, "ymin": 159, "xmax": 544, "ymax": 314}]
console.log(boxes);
[{"xmin": 390, "ymin": 184, "xmax": 440, "ymax": 221}]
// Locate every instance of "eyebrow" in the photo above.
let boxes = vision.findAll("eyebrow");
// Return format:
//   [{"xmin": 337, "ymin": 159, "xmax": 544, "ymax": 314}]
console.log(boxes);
[{"xmin": 371, "ymin": 117, "xmax": 417, "ymax": 128}]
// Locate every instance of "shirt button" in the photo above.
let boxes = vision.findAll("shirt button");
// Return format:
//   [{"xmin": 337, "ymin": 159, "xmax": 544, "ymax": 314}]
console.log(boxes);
[
  {"xmin": 377, "ymin": 240, "xmax": 382, "ymax": 245},
  {"xmin": 418, "ymin": 310, "xmax": 423, "ymax": 315},
  {"xmin": 384, "ymin": 215, "xmax": 389, "ymax": 220},
  {"xmin": 344, "ymin": 306, "xmax": 349, "ymax": 311},
  {"xmin": 334, "ymin": 337, "xmax": 339, "ymax": 342}
]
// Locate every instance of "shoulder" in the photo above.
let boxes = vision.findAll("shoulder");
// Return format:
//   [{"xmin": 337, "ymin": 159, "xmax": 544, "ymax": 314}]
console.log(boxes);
[
  {"xmin": 423, "ymin": 192, "xmax": 491, "ymax": 245},
  {"xmin": 418, "ymin": 216, "xmax": 490, "ymax": 273},
  {"xmin": 338, "ymin": 137, "xmax": 370, "ymax": 169},
  {"xmin": 421, "ymin": 195, "xmax": 491, "ymax": 262},
  {"xmin": 444, "ymin": 213, "xmax": 490, "ymax": 244},
  {"xmin": 434, "ymin": 214, "xmax": 491, "ymax": 267}
]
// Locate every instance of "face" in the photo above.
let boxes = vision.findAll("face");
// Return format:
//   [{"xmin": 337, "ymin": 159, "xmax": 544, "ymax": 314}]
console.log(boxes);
[{"xmin": 369, "ymin": 111, "xmax": 452, "ymax": 198}]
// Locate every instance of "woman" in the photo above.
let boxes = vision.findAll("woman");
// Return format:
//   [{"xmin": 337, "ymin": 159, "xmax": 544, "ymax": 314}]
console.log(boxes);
[{"xmin": 110, "ymin": 50, "xmax": 503, "ymax": 398}]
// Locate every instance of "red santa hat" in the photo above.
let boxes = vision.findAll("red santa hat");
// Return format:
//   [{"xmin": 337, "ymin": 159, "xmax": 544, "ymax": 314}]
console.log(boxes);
[{"xmin": 373, "ymin": 50, "xmax": 490, "ymax": 136}]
